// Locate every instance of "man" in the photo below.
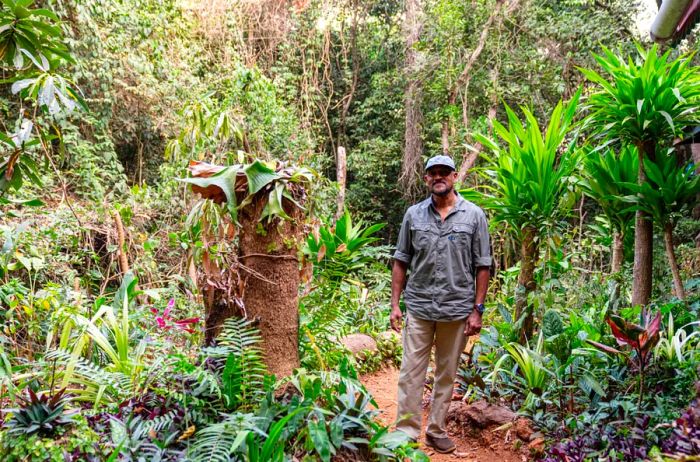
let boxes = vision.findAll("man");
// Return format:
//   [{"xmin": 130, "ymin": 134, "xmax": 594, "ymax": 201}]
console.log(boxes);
[{"xmin": 390, "ymin": 154, "xmax": 492, "ymax": 454}]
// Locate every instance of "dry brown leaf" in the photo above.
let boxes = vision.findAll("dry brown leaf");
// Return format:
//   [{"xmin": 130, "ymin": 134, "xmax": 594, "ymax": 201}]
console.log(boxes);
[
  {"xmin": 177, "ymin": 425, "xmax": 196, "ymax": 442},
  {"xmin": 317, "ymin": 244, "xmax": 326, "ymax": 262}
]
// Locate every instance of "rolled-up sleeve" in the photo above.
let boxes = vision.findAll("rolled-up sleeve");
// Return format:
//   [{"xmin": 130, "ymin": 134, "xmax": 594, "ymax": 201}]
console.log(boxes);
[
  {"xmin": 393, "ymin": 211, "xmax": 413, "ymax": 264},
  {"xmin": 472, "ymin": 210, "xmax": 492, "ymax": 267}
]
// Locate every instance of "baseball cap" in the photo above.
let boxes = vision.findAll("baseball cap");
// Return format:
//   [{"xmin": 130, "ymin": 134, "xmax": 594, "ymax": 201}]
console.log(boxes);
[{"xmin": 425, "ymin": 155, "xmax": 456, "ymax": 171}]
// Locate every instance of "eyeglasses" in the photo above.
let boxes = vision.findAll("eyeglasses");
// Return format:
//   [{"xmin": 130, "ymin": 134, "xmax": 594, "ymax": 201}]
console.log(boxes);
[{"xmin": 426, "ymin": 168, "xmax": 454, "ymax": 178}]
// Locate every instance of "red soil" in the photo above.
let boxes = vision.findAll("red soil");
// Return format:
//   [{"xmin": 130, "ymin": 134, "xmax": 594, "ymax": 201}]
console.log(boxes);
[{"xmin": 361, "ymin": 367, "xmax": 529, "ymax": 462}]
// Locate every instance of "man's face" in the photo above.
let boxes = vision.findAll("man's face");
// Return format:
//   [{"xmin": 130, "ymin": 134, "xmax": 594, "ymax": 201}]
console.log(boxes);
[{"xmin": 424, "ymin": 166, "xmax": 457, "ymax": 197}]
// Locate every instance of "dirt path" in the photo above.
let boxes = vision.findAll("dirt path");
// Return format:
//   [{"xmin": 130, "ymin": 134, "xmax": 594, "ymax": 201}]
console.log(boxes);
[{"xmin": 361, "ymin": 367, "xmax": 526, "ymax": 462}]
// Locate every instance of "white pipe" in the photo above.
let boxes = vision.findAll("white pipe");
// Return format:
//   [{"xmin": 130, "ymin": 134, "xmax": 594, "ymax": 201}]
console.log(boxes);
[{"xmin": 650, "ymin": 0, "xmax": 692, "ymax": 41}]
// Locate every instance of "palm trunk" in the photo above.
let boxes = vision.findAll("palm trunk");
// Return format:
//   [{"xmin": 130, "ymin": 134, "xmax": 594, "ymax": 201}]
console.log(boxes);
[
  {"xmin": 515, "ymin": 225, "xmax": 538, "ymax": 343},
  {"xmin": 663, "ymin": 221, "xmax": 686, "ymax": 301},
  {"xmin": 237, "ymin": 197, "xmax": 303, "ymax": 378},
  {"xmin": 632, "ymin": 141, "xmax": 655, "ymax": 307}
]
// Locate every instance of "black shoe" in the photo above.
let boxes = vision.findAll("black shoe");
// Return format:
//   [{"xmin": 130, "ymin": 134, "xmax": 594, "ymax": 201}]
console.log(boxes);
[{"xmin": 425, "ymin": 434, "xmax": 456, "ymax": 454}]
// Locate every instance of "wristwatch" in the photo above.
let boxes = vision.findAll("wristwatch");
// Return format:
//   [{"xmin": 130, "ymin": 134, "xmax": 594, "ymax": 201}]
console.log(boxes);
[{"xmin": 475, "ymin": 303, "xmax": 486, "ymax": 315}]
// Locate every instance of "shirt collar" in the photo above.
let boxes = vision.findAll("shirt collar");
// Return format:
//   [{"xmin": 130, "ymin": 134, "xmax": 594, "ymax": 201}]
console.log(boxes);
[{"xmin": 420, "ymin": 191, "xmax": 466, "ymax": 214}]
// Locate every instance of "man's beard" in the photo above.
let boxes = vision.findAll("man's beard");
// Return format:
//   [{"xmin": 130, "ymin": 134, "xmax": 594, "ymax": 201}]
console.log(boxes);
[{"xmin": 432, "ymin": 183, "xmax": 452, "ymax": 197}]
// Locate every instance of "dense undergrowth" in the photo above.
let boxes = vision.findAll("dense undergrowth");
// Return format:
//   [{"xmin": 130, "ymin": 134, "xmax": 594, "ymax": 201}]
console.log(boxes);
[{"xmin": 1, "ymin": 0, "xmax": 700, "ymax": 461}]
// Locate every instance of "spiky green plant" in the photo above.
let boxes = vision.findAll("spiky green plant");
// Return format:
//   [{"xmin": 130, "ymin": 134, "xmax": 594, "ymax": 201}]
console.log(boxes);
[
  {"xmin": 655, "ymin": 314, "xmax": 700, "ymax": 365},
  {"xmin": 472, "ymin": 89, "xmax": 581, "ymax": 341},
  {"xmin": 579, "ymin": 146, "xmax": 638, "ymax": 273},
  {"xmin": 579, "ymin": 43, "xmax": 700, "ymax": 306},
  {"xmin": 304, "ymin": 210, "xmax": 385, "ymax": 286},
  {"xmin": 503, "ymin": 337, "xmax": 553, "ymax": 397},
  {"xmin": 629, "ymin": 153, "xmax": 700, "ymax": 300},
  {"xmin": 3, "ymin": 388, "xmax": 76, "ymax": 436}
]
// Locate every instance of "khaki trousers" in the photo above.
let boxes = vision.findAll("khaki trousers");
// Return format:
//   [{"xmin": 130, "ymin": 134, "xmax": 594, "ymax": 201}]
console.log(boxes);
[{"xmin": 395, "ymin": 314, "xmax": 467, "ymax": 440}]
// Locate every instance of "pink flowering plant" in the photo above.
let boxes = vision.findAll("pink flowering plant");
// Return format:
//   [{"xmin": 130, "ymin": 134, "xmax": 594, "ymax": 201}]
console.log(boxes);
[{"xmin": 151, "ymin": 298, "xmax": 200, "ymax": 334}]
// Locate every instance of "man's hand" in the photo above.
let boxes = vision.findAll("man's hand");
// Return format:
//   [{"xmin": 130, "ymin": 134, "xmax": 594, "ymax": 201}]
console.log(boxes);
[
  {"xmin": 464, "ymin": 310, "xmax": 482, "ymax": 336},
  {"xmin": 390, "ymin": 306, "xmax": 403, "ymax": 333}
]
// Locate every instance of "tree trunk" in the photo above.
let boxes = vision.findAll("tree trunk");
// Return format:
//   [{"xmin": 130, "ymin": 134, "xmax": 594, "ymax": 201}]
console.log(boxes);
[
  {"xmin": 632, "ymin": 141, "xmax": 655, "ymax": 307},
  {"xmin": 441, "ymin": 121, "xmax": 450, "ymax": 153},
  {"xmin": 400, "ymin": 0, "xmax": 425, "ymax": 198},
  {"xmin": 515, "ymin": 225, "xmax": 538, "ymax": 343},
  {"xmin": 336, "ymin": 145, "xmax": 347, "ymax": 219},
  {"xmin": 237, "ymin": 197, "xmax": 303, "ymax": 378},
  {"xmin": 611, "ymin": 231, "xmax": 624, "ymax": 273},
  {"xmin": 663, "ymin": 221, "xmax": 686, "ymax": 301},
  {"xmin": 201, "ymin": 217, "xmax": 240, "ymax": 345}
]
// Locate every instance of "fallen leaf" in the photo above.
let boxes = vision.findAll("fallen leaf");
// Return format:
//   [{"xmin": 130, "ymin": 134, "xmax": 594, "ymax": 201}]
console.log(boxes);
[{"xmin": 177, "ymin": 425, "xmax": 196, "ymax": 442}]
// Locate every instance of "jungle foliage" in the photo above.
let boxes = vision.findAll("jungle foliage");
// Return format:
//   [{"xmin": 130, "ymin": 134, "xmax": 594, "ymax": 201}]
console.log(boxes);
[{"xmin": 0, "ymin": 0, "xmax": 699, "ymax": 461}]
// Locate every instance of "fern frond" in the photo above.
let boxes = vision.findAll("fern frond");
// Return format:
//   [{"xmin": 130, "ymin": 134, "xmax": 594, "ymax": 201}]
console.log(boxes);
[
  {"xmin": 188, "ymin": 412, "xmax": 261, "ymax": 462},
  {"xmin": 203, "ymin": 317, "xmax": 267, "ymax": 410},
  {"xmin": 141, "ymin": 410, "xmax": 180, "ymax": 434}
]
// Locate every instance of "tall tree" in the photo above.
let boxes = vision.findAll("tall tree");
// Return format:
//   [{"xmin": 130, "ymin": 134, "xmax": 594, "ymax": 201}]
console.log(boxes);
[
  {"xmin": 400, "ymin": 0, "xmax": 425, "ymax": 198},
  {"xmin": 580, "ymin": 44, "xmax": 700, "ymax": 306}
]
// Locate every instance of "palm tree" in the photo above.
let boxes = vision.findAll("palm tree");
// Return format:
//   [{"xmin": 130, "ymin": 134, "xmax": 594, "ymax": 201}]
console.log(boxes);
[
  {"xmin": 630, "ymin": 153, "xmax": 700, "ymax": 300},
  {"xmin": 473, "ymin": 90, "xmax": 581, "ymax": 342},
  {"xmin": 580, "ymin": 44, "xmax": 700, "ymax": 306},
  {"xmin": 579, "ymin": 146, "xmax": 638, "ymax": 273}
]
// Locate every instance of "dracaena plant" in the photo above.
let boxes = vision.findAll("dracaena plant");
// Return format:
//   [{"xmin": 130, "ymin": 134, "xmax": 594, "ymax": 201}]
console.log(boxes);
[
  {"xmin": 587, "ymin": 310, "xmax": 661, "ymax": 404},
  {"xmin": 471, "ymin": 89, "xmax": 581, "ymax": 342},
  {"xmin": 579, "ymin": 146, "xmax": 638, "ymax": 273},
  {"xmin": 579, "ymin": 43, "xmax": 700, "ymax": 307},
  {"xmin": 0, "ymin": 0, "xmax": 86, "ymax": 197},
  {"xmin": 627, "ymin": 153, "xmax": 700, "ymax": 301}
]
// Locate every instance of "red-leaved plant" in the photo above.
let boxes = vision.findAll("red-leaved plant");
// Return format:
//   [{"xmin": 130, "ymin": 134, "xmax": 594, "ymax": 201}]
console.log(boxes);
[
  {"xmin": 151, "ymin": 298, "xmax": 200, "ymax": 334},
  {"xmin": 587, "ymin": 310, "xmax": 661, "ymax": 404}
]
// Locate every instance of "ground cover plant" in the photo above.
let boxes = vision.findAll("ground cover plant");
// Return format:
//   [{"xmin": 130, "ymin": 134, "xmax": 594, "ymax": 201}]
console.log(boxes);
[{"xmin": 1, "ymin": 0, "xmax": 699, "ymax": 461}]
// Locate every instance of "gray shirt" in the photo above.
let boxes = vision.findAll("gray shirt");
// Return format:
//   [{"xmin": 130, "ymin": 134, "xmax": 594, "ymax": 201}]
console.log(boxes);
[{"xmin": 393, "ymin": 195, "xmax": 492, "ymax": 322}]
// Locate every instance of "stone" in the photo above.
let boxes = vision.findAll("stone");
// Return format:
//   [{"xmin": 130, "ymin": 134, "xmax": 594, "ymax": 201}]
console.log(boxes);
[
  {"xmin": 528, "ymin": 437, "xmax": 546, "ymax": 456},
  {"xmin": 340, "ymin": 333, "xmax": 378, "ymax": 358},
  {"xmin": 513, "ymin": 417, "xmax": 535, "ymax": 441},
  {"xmin": 447, "ymin": 400, "xmax": 517, "ymax": 428},
  {"xmin": 376, "ymin": 330, "xmax": 400, "ymax": 343}
]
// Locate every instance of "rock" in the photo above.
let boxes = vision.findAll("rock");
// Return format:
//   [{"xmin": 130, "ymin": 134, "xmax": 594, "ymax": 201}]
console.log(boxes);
[
  {"xmin": 340, "ymin": 334, "xmax": 378, "ymax": 358},
  {"xmin": 529, "ymin": 431, "xmax": 544, "ymax": 442},
  {"xmin": 528, "ymin": 437, "xmax": 546, "ymax": 456},
  {"xmin": 376, "ymin": 330, "xmax": 400, "ymax": 343},
  {"xmin": 447, "ymin": 400, "xmax": 517, "ymax": 428},
  {"xmin": 514, "ymin": 417, "xmax": 535, "ymax": 441}
]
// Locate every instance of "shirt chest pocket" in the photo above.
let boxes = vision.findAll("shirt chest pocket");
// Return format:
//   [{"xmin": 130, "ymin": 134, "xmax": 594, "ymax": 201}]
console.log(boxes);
[
  {"xmin": 449, "ymin": 223, "xmax": 475, "ymax": 248},
  {"xmin": 411, "ymin": 223, "xmax": 434, "ymax": 251}
]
